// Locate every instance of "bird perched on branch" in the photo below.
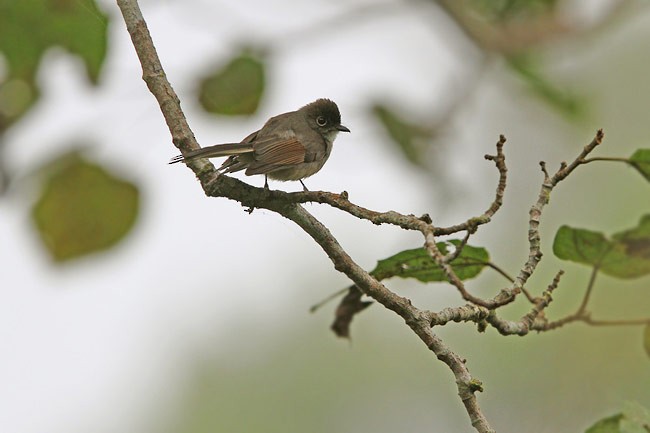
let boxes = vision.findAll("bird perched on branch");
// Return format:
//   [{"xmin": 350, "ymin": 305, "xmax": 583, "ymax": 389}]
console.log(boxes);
[{"xmin": 169, "ymin": 98, "xmax": 350, "ymax": 190}]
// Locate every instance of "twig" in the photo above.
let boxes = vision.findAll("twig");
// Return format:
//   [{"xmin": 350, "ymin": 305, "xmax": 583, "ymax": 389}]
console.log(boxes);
[
  {"xmin": 503, "ymin": 130, "xmax": 605, "ymax": 311},
  {"xmin": 485, "ymin": 262, "xmax": 514, "ymax": 283},
  {"xmin": 443, "ymin": 230, "xmax": 472, "ymax": 263},
  {"xmin": 581, "ymin": 156, "xmax": 630, "ymax": 164},
  {"xmin": 309, "ymin": 286, "xmax": 350, "ymax": 313},
  {"xmin": 485, "ymin": 270, "xmax": 563, "ymax": 336},
  {"xmin": 576, "ymin": 265, "xmax": 599, "ymax": 315},
  {"xmin": 582, "ymin": 317, "xmax": 650, "ymax": 326},
  {"xmin": 520, "ymin": 270, "xmax": 563, "ymax": 329},
  {"xmin": 484, "ymin": 262, "xmax": 537, "ymax": 304},
  {"xmin": 436, "ymin": 135, "xmax": 508, "ymax": 236},
  {"xmin": 428, "ymin": 304, "xmax": 490, "ymax": 327},
  {"xmin": 417, "ymin": 135, "xmax": 512, "ymax": 309},
  {"xmin": 537, "ymin": 313, "xmax": 650, "ymax": 331}
]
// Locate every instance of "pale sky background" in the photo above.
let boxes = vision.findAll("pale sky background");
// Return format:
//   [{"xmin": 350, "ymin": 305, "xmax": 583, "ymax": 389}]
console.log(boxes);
[{"xmin": 1, "ymin": 1, "xmax": 649, "ymax": 432}]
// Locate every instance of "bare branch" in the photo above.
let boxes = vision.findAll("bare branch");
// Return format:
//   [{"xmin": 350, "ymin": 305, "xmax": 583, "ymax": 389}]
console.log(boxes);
[
  {"xmin": 436, "ymin": 134, "xmax": 508, "ymax": 235},
  {"xmin": 536, "ymin": 312, "xmax": 650, "ymax": 331},
  {"xmin": 505, "ymin": 130, "xmax": 604, "ymax": 309},
  {"xmin": 116, "ymin": 0, "xmax": 210, "ymax": 178},
  {"xmin": 443, "ymin": 230, "xmax": 472, "ymax": 263},
  {"xmin": 576, "ymin": 265, "xmax": 599, "ymax": 315},
  {"xmin": 484, "ymin": 270, "xmax": 563, "ymax": 336},
  {"xmin": 116, "ymin": 3, "xmax": 640, "ymax": 432},
  {"xmin": 116, "ymin": 1, "xmax": 496, "ymax": 430},
  {"xmin": 484, "ymin": 262, "xmax": 538, "ymax": 304},
  {"xmin": 428, "ymin": 304, "xmax": 490, "ymax": 327},
  {"xmin": 281, "ymin": 204, "xmax": 495, "ymax": 433},
  {"xmin": 415, "ymin": 135, "xmax": 512, "ymax": 309},
  {"xmin": 285, "ymin": 134, "xmax": 508, "ymax": 239}
]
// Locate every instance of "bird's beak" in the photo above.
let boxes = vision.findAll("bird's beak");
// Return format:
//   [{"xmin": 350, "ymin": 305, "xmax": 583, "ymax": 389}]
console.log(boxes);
[{"xmin": 337, "ymin": 124, "xmax": 350, "ymax": 133}]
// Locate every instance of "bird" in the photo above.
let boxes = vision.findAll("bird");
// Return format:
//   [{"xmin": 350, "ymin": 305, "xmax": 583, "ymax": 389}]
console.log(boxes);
[{"xmin": 169, "ymin": 98, "xmax": 350, "ymax": 190}]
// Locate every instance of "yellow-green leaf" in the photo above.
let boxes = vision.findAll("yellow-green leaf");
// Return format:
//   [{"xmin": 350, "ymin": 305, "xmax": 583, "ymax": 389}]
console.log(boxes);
[
  {"xmin": 553, "ymin": 226, "xmax": 611, "ymax": 266},
  {"xmin": 198, "ymin": 50, "xmax": 265, "ymax": 116},
  {"xmin": 584, "ymin": 403, "xmax": 650, "ymax": 433},
  {"xmin": 0, "ymin": 0, "xmax": 108, "ymax": 130},
  {"xmin": 584, "ymin": 414, "xmax": 623, "ymax": 433},
  {"xmin": 553, "ymin": 216, "xmax": 650, "ymax": 279},
  {"xmin": 32, "ymin": 151, "xmax": 139, "ymax": 262},
  {"xmin": 629, "ymin": 149, "xmax": 650, "ymax": 182},
  {"xmin": 620, "ymin": 401, "xmax": 650, "ymax": 433}
]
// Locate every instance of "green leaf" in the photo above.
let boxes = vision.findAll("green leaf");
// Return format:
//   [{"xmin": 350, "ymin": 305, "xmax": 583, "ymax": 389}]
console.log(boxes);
[
  {"xmin": 613, "ymin": 215, "xmax": 650, "ymax": 253},
  {"xmin": 621, "ymin": 401, "xmax": 650, "ymax": 433},
  {"xmin": 198, "ymin": 50, "xmax": 265, "ymax": 116},
  {"xmin": 370, "ymin": 240, "xmax": 489, "ymax": 282},
  {"xmin": 629, "ymin": 149, "xmax": 650, "ymax": 182},
  {"xmin": 0, "ymin": 0, "xmax": 108, "ymax": 130},
  {"xmin": 644, "ymin": 324, "xmax": 650, "ymax": 360},
  {"xmin": 372, "ymin": 104, "xmax": 433, "ymax": 167},
  {"xmin": 553, "ymin": 215, "xmax": 650, "ymax": 279},
  {"xmin": 585, "ymin": 414, "xmax": 623, "ymax": 433},
  {"xmin": 32, "ymin": 151, "xmax": 139, "ymax": 262},
  {"xmin": 553, "ymin": 226, "xmax": 612, "ymax": 266},
  {"xmin": 585, "ymin": 404, "xmax": 650, "ymax": 433}
]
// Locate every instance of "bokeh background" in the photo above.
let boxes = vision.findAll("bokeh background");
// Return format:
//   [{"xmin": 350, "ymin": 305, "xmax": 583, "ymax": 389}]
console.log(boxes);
[{"xmin": 1, "ymin": 1, "xmax": 649, "ymax": 432}]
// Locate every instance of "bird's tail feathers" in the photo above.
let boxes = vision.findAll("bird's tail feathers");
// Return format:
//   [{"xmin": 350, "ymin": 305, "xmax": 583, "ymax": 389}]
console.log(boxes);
[{"xmin": 168, "ymin": 143, "xmax": 254, "ymax": 164}]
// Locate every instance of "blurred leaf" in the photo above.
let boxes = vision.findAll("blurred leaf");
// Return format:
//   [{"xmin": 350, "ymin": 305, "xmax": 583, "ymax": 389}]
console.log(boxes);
[
  {"xmin": 370, "ymin": 240, "xmax": 489, "ymax": 282},
  {"xmin": 620, "ymin": 401, "xmax": 650, "ymax": 433},
  {"xmin": 585, "ymin": 414, "xmax": 623, "ymax": 433},
  {"xmin": 32, "ymin": 151, "xmax": 139, "ymax": 262},
  {"xmin": 0, "ymin": 78, "xmax": 36, "ymax": 131},
  {"xmin": 553, "ymin": 226, "xmax": 611, "ymax": 265},
  {"xmin": 372, "ymin": 103, "xmax": 433, "ymax": 167},
  {"xmin": 198, "ymin": 50, "xmax": 265, "ymax": 116},
  {"xmin": 613, "ymin": 215, "xmax": 650, "ymax": 253},
  {"xmin": 629, "ymin": 149, "xmax": 650, "ymax": 182},
  {"xmin": 644, "ymin": 323, "xmax": 650, "ymax": 359},
  {"xmin": 0, "ymin": 0, "xmax": 108, "ymax": 130},
  {"xmin": 508, "ymin": 55, "xmax": 584, "ymax": 118},
  {"xmin": 471, "ymin": 0, "xmax": 558, "ymax": 20},
  {"xmin": 331, "ymin": 286, "xmax": 372, "ymax": 338},
  {"xmin": 553, "ymin": 216, "xmax": 650, "ymax": 279}
]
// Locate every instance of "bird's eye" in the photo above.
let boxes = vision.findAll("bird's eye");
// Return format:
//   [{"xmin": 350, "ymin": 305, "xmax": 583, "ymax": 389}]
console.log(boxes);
[{"xmin": 316, "ymin": 116, "xmax": 327, "ymax": 127}]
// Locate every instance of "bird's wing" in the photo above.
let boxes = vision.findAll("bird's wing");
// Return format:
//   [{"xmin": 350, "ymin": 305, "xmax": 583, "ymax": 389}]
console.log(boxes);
[{"xmin": 244, "ymin": 135, "xmax": 306, "ymax": 175}]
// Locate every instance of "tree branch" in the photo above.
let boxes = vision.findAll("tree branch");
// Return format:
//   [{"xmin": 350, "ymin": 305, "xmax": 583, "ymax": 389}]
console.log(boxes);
[
  {"xmin": 282, "ymin": 204, "xmax": 494, "ymax": 433},
  {"xmin": 116, "ymin": 1, "xmax": 495, "ymax": 431}
]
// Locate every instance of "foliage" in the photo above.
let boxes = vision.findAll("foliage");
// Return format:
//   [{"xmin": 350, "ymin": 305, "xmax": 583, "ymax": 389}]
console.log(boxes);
[
  {"xmin": 630, "ymin": 149, "xmax": 650, "ymax": 182},
  {"xmin": 370, "ymin": 240, "xmax": 488, "ymax": 282},
  {"xmin": 0, "ymin": 0, "xmax": 108, "ymax": 131},
  {"xmin": 198, "ymin": 49, "xmax": 266, "ymax": 116},
  {"xmin": 586, "ymin": 402, "xmax": 650, "ymax": 433},
  {"xmin": 553, "ymin": 215, "xmax": 650, "ymax": 279},
  {"xmin": 32, "ymin": 151, "xmax": 139, "ymax": 262}
]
